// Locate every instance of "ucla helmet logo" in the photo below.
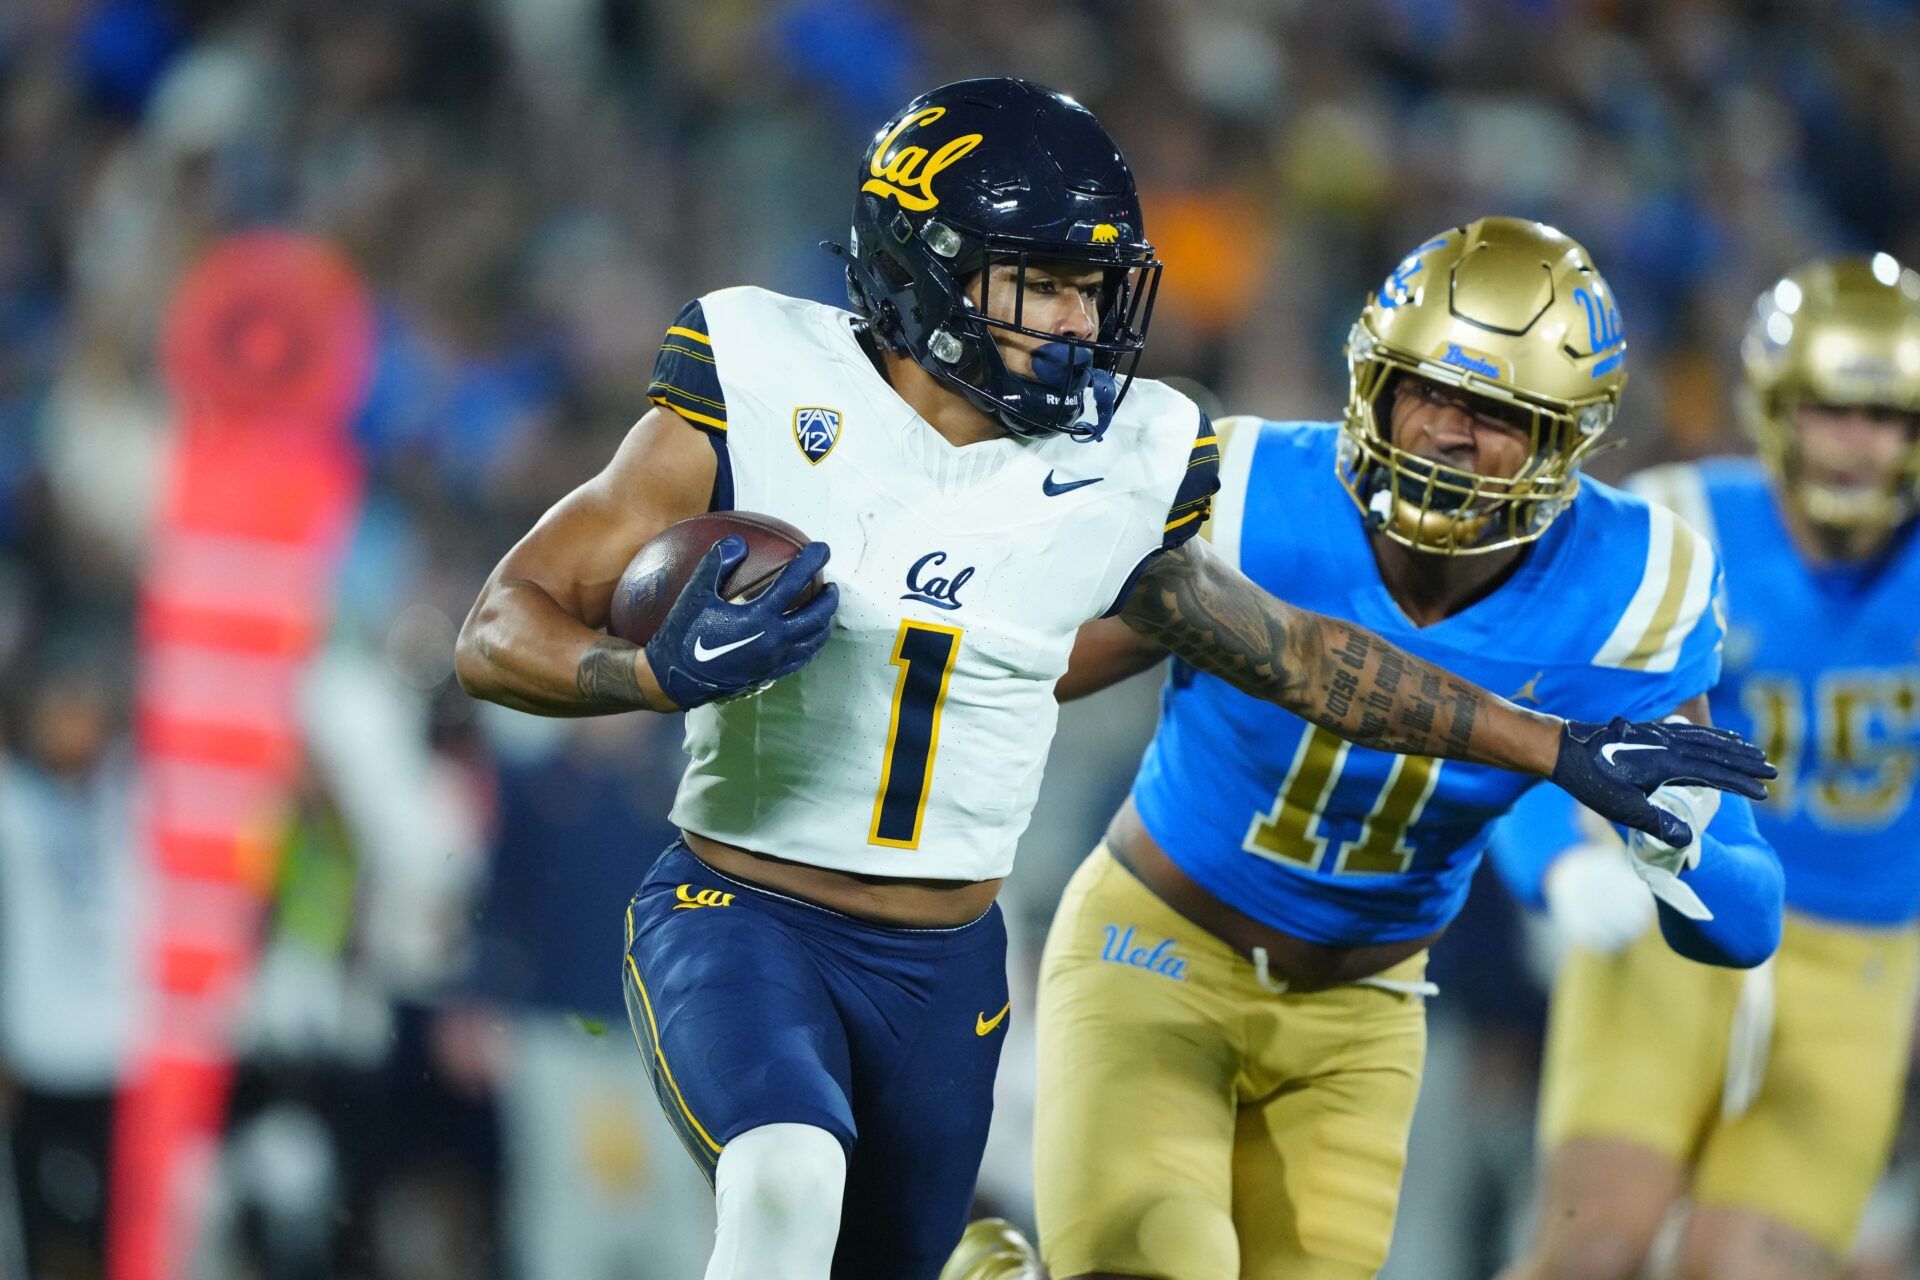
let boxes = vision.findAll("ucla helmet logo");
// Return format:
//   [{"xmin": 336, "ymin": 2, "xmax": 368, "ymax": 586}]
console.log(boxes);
[
  {"xmin": 793, "ymin": 406, "xmax": 841, "ymax": 465},
  {"xmin": 1340, "ymin": 216, "xmax": 1628, "ymax": 556}
]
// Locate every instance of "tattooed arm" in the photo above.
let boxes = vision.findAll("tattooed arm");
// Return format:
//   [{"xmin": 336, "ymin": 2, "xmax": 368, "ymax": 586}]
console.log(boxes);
[
  {"xmin": 455, "ymin": 405, "xmax": 714, "ymax": 715},
  {"xmin": 1118, "ymin": 538, "xmax": 1565, "ymax": 775}
]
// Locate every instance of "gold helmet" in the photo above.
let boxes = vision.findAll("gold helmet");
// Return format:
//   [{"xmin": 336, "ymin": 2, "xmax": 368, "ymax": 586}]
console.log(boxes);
[
  {"xmin": 1340, "ymin": 216, "xmax": 1628, "ymax": 555},
  {"xmin": 1740, "ymin": 254, "xmax": 1920, "ymax": 532}
]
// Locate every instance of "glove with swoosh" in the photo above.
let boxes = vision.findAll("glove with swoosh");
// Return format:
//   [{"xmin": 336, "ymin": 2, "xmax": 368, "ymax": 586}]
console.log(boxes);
[
  {"xmin": 645, "ymin": 537, "xmax": 838, "ymax": 710},
  {"xmin": 1551, "ymin": 717, "xmax": 1773, "ymax": 849}
]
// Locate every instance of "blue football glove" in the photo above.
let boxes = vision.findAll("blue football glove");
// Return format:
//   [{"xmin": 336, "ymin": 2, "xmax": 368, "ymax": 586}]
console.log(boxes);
[
  {"xmin": 1551, "ymin": 717, "xmax": 1774, "ymax": 848},
  {"xmin": 645, "ymin": 536, "xmax": 838, "ymax": 710}
]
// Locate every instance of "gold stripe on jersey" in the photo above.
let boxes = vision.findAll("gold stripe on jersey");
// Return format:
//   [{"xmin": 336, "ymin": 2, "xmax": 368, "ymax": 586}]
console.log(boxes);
[
  {"xmin": 624, "ymin": 954, "xmax": 724, "ymax": 1157},
  {"xmin": 1160, "ymin": 415, "xmax": 1222, "ymax": 550},
  {"xmin": 651, "ymin": 300, "xmax": 729, "ymax": 434},
  {"xmin": 650, "ymin": 381, "xmax": 726, "ymax": 411},
  {"xmin": 660, "ymin": 340, "xmax": 715, "ymax": 365},
  {"xmin": 649, "ymin": 394, "xmax": 727, "ymax": 432},
  {"xmin": 1591, "ymin": 502, "xmax": 1715, "ymax": 673},
  {"xmin": 1624, "ymin": 517, "xmax": 1698, "ymax": 669}
]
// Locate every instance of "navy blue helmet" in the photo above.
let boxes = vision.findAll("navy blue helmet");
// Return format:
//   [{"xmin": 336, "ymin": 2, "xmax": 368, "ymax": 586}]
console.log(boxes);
[{"xmin": 839, "ymin": 78, "xmax": 1161, "ymax": 438}]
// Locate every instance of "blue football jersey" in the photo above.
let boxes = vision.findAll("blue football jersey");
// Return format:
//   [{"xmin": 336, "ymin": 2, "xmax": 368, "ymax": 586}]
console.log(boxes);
[
  {"xmin": 1630, "ymin": 459, "xmax": 1920, "ymax": 926},
  {"xmin": 1130, "ymin": 421, "xmax": 1724, "ymax": 946}
]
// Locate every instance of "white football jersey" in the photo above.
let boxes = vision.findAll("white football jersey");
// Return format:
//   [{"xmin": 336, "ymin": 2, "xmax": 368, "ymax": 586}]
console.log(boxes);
[{"xmin": 647, "ymin": 287, "xmax": 1215, "ymax": 881}]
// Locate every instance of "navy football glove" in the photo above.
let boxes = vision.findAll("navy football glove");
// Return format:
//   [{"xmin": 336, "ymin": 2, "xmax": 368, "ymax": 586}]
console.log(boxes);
[
  {"xmin": 1551, "ymin": 717, "xmax": 1774, "ymax": 847},
  {"xmin": 645, "ymin": 537, "xmax": 838, "ymax": 710}
]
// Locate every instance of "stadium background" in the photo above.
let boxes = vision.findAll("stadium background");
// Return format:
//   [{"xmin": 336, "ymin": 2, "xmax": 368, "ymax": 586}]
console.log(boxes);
[{"xmin": 1, "ymin": 0, "xmax": 1916, "ymax": 1277}]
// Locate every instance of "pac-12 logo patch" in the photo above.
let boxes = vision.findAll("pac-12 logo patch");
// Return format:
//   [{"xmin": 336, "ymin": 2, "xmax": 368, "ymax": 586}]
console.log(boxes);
[{"xmin": 793, "ymin": 407, "xmax": 840, "ymax": 464}]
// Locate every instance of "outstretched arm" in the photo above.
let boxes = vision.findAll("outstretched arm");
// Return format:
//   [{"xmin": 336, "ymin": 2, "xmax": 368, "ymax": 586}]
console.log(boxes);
[
  {"xmin": 1119, "ymin": 538, "xmax": 1557, "ymax": 769},
  {"xmin": 1117, "ymin": 540, "xmax": 1773, "ymax": 843},
  {"xmin": 1490, "ymin": 698, "xmax": 1782, "ymax": 968}
]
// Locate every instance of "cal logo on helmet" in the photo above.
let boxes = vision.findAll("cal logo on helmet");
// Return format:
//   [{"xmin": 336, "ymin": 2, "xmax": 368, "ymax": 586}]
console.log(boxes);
[
  {"xmin": 1069, "ymin": 220, "xmax": 1132, "ymax": 245},
  {"xmin": 793, "ymin": 406, "xmax": 841, "ymax": 465},
  {"xmin": 861, "ymin": 107, "xmax": 983, "ymax": 212}
]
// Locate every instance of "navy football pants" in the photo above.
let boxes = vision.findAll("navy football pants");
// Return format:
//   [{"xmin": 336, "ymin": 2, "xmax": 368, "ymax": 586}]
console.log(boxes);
[{"xmin": 623, "ymin": 841, "xmax": 1009, "ymax": 1279}]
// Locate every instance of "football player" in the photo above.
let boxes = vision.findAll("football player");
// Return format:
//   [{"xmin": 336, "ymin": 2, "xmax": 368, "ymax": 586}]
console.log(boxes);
[
  {"xmin": 1004, "ymin": 218, "xmax": 1785, "ymax": 1280},
  {"xmin": 1495, "ymin": 256, "xmax": 1920, "ymax": 1280},
  {"xmin": 455, "ymin": 80, "xmax": 1771, "ymax": 1280}
]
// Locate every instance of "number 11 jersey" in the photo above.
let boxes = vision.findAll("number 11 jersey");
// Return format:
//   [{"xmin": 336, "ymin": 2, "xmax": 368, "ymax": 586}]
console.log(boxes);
[
  {"xmin": 648, "ymin": 286, "xmax": 1219, "ymax": 881},
  {"xmin": 1130, "ymin": 419, "xmax": 1724, "ymax": 946}
]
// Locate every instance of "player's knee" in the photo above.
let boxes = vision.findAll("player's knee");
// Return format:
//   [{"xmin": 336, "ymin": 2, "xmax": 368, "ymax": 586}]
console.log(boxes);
[
  {"xmin": 714, "ymin": 1122, "xmax": 848, "ymax": 1229},
  {"xmin": 1522, "ymin": 1230, "xmax": 1652, "ymax": 1280},
  {"xmin": 1674, "ymin": 1225, "xmax": 1841, "ymax": 1280}
]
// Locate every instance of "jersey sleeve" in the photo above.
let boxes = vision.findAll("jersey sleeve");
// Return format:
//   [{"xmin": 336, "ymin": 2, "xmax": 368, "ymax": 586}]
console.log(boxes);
[
  {"xmin": 1197, "ymin": 415, "xmax": 1261, "ymax": 568},
  {"xmin": 647, "ymin": 298, "xmax": 732, "ymax": 510},
  {"xmin": 1589, "ymin": 504, "xmax": 1724, "ymax": 714},
  {"xmin": 1098, "ymin": 406, "xmax": 1221, "ymax": 618},
  {"xmin": 1162, "ymin": 412, "xmax": 1221, "ymax": 551},
  {"xmin": 648, "ymin": 299, "xmax": 728, "ymax": 436}
]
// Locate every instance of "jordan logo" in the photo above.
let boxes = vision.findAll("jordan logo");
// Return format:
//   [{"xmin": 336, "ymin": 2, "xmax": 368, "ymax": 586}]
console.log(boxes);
[{"xmin": 1510, "ymin": 671, "xmax": 1545, "ymax": 705}]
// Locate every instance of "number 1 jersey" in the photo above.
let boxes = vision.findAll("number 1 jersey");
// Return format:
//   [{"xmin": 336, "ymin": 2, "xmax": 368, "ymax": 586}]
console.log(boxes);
[
  {"xmin": 646, "ymin": 287, "xmax": 1218, "ymax": 881},
  {"xmin": 1130, "ymin": 419, "xmax": 1724, "ymax": 946}
]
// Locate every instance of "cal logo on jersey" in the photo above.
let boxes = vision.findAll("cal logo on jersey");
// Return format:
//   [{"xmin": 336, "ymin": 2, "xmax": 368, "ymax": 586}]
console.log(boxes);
[
  {"xmin": 901, "ymin": 551, "xmax": 974, "ymax": 611},
  {"xmin": 793, "ymin": 406, "xmax": 840, "ymax": 464},
  {"xmin": 672, "ymin": 884, "xmax": 734, "ymax": 911}
]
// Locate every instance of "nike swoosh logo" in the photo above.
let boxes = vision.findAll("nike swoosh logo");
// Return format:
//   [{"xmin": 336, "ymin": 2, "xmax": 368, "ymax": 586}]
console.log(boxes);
[
  {"xmin": 692, "ymin": 632, "xmax": 764, "ymax": 662},
  {"xmin": 1600, "ymin": 742, "xmax": 1663, "ymax": 766},
  {"xmin": 975, "ymin": 1002, "xmax": 1010, "ymax": 1036},
  {"xmin": 1042, "ymin": 470, "xmax": 1103, "ymax": 497}
]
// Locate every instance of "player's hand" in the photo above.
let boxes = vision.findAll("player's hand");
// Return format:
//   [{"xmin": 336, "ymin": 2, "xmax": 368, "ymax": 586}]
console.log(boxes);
[
  {"xmin": 644, "ymin": 536, "xmax": 838, "ymax": 709},
  {"xmin": 1624, "ymin": 781, "xmax": 1719, "ymax": 920},
  {"xmin": 1544, "ymin": 842, "xmax": 1654, "ymax": 952},
  {"xmin": 1550, "ymin": 717, "xmax": 1772, "ymax": 848}
]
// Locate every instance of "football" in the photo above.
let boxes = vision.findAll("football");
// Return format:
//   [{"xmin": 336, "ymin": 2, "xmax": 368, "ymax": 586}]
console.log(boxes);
[{"xmin": 607, "ymin": 511, "xmax": 821, "ymax": 645}]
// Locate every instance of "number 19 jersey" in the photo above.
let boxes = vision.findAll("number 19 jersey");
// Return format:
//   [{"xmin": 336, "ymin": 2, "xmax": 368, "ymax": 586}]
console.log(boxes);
[
  {"xmin": 647, "ymin": 287, "xmax": 1219, "ymax": 882},
  {"xmin": 1130, "ymin": 420, "xmax": 1724, "ymax": 946}
]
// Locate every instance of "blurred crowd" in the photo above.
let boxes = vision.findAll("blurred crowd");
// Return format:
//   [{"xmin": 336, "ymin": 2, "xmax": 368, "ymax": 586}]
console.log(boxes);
[{"xmin": 3, "ymin": 0, "xmax": 1919, "ymax": 1277}]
